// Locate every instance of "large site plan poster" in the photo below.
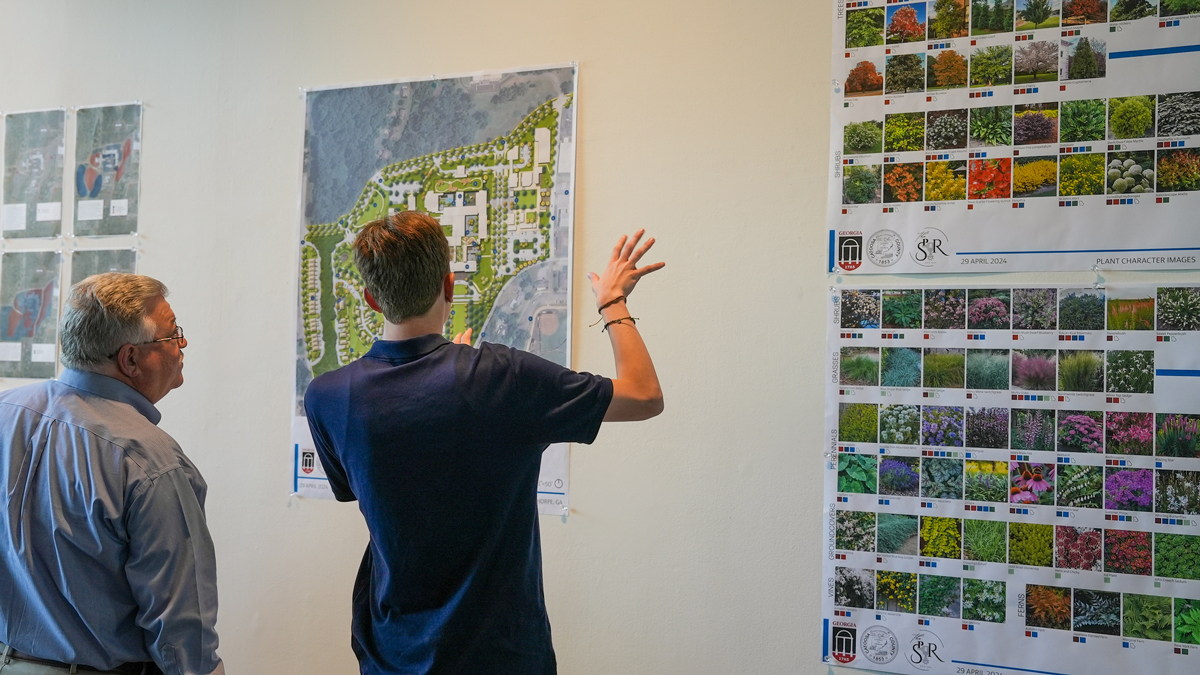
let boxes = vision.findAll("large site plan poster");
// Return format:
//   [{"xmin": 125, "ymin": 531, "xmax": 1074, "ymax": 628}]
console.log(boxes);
[
  {"xmin": 822, "ymin": 284, "xmax": 1200, "ymax": 674},
  {"xmin": 828, "ymin": 0, "xmax": 1200, "ymax": 273},
  {"xmin": 292, "ymin": 66, "xmax": 578, "ymax": 515}
]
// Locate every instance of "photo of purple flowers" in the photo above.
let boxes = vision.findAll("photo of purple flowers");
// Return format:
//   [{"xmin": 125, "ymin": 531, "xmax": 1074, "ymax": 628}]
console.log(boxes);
[
  {"xmin": 1104, "ymin": 468, "xmax": 1154, "ymax": 512},
  {"xmin": 967, "ymin": 289, "xmax": 1011, "ymax": 330},
  {"xmin": 1012, "ymin": 349, "xmax": 1057, "ymax": 391},
  {"xmin": 1011, "ymin": 408, "xmax": 1055, "ymax": 451},
  {"xmin": 1105, "ymin": 412, "xmax": 1153, "ymax": 455},
  {"xmin": 966, "ymin": 406, "xmax": 1009, "ymax": 448},
  {"xmin": 879, "ymin": 456, "xmax": 921, "ymax": 496},
  {"xmin": 1010, "ymin": 461, "xmax": 1056, "ymax": 505},
  {"xmin": 924, "ymin": 289, "xmax": 966, "ymax": 329},
  {"xmin": 923, "ymin": 406, "xmax": 965, "ymax": 447},
  {"xmin": 1012, "ymin": 288, "xmax": 1057, "ymax": 330},
  {"xmin": 1057, "ymin": 410, "xmax": 1104, "ymax": 453}
]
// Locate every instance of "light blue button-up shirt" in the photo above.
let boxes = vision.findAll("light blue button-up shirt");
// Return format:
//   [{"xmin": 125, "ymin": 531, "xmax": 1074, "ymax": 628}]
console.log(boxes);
[{"xmin": 0, "ymin": 369, "xmax": 223, "ymax": 675}]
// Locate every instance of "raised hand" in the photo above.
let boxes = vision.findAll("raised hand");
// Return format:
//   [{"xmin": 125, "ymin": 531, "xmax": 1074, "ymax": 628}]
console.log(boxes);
[{"xmin": 587, "ymin": 230, "xmax": 665, "ymax": 309}]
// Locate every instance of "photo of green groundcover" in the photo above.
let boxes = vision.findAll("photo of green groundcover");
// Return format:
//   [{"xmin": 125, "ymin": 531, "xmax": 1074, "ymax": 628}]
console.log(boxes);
[
  {"xmin": 1154, "ymin": 533, "xmax": 1200, "ymax": 581},
  {"xmin": 844, "ymin": 120, "xmax": 883, "ymax": 155},
  {"xmin": 1058, "ymin": 288, "xmax": 1105, "ymax": 330},
  {"xmin": 1156, "ymin": 148, "xmax": 1200, "ymax": 192},
  {"xmin": 843, "ymin": 165, "xmax": 882, "ymax": 204},
  {"xmin": 1057, "ymin": 350, "xmax": 1103, "ymax": 392},
  {"xmin": 839, "ymin": 403, "xmax": 879, "ymax": 444},
  {"xmin": 1106, "ymin": 288, "xmax": 1154, "ymax": 330},
  {"xmin": 927, "ymin": 49, "xmax": 968, "ymax": 91},
  {"xmin": 962, "ymin": 579, "xmax": 1006, "ymax": 623},
  {"xmin": 877, "ymin": 513, "xmax": 919, "ymax": 554},
  {"xmin": 1157, "ymin": 287, "xmax": 1200, "ymax": 331},
  {"xmin": 924, "ymin": 349, "xmax": 965, "ymax": 388},
  {"xmin": 1105, "ymin": 350, "xmax": 1154, "ymax": 394},
  {"xmin": 882, "ymin": 289, "xmax": 922, "ymax": 328},
  {"xmin": 1013, "ymin": 156, "xmax": 1058, "ymax": 198},
  {"xmin": 882, "ymin": 347, "xmax": 922, "ymax": 387},
  {"xmin": 1010, "ymin": 522, "xmax": 1053, "ymax": 567},
  {"xmin": 840, "ymin": 347, "xmax": 880, "ymax": 386}
]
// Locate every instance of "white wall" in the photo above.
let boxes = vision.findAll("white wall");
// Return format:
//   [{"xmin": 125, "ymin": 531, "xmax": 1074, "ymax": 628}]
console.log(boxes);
[{"xmin": 2, "ymin": 1, "xmax": 1195, "ymax": 673}]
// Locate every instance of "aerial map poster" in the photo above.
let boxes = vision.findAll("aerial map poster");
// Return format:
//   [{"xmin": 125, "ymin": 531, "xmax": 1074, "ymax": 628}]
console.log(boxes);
[
  {"xmin": 292, "ymin": 65, "xmax": 578, "ymax": 514},
  {"xmin": 2, "ymin": 109, "xmax": 65, "ymax": 238},
  {"xmin": 74, "ymin": 104, "xmax": 141, "ymax": 236},
  {"xmin": 822, "ymin": 284, "xmax": 1200, "ymax": 674},
  {"xmin": 828, "ymin": 0, "xmax": 1200, "ymax": 273},
  {"xmin": 70, "ymin": 249, "xmax": 137, "ymax": 285},
  {"xmin": 0, "ymin": 252, "xmax": 61, "ymax": 379}
]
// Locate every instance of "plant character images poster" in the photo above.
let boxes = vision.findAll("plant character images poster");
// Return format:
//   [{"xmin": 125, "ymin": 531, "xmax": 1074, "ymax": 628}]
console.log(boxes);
[
  {"xmin": 293, "ymin": 65, "xmax": 578, "ymax": 514},
  {"xmin": 823, "ymin": 283, "xmax": 1200, "ymax": 675},
  {"xmin": 829, "ymin": 2, "xmax": 1200, "ymax": 273},
  {"xmin": 0, "ymin": 252, "xmax": 61, "ymax": 379},
  {"xmin": 74, "ymin": 104, "xmax": 141, "ymax": 236},
  {"xmin": 2, "ymin": 110, "xmax": 65, "ymax": 238}
]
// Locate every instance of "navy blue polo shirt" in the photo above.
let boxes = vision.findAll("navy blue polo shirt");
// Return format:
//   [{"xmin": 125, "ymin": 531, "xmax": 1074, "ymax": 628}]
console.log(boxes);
[{"xmin": 304, "ymin": 334, "xmax": 612, "ymax": 675}]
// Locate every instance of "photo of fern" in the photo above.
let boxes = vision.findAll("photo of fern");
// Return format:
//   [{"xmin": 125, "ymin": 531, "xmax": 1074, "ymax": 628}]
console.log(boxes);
[
  {"xmin": 882, "ymin": 289, "xmax": 923, "ymax": 328},
  {"xmin": 841, "ymin": 347, "xmax": 880, "ymax": 386},
  {"xmin": 1156, "ymin": 287, "xmax": 1200, "ymax": 331},
  {"xmin": 881, "ymin": 347, "xmax": 923, "ymax": 387},
  {"xmin": 1058, "ymin": 288, "xmax": 1105, "ymax": 330},
  {"xmin": 924, "ymin": 348, "xmax": 965, "ymax": 388},
  {"xmin": 1072, "ymin": 589, "xmax": 1121, "ymax": 635},
  {"xmin": 962, "ymin": 518, "xmax": 1007, "ymax": 562},
  {"xmin": 1106, "ymin": 289, "xmax": 1154, "ymax": 331},
  {"xmin": 1025, "ymin": 584, "xmax": 1071, "ymax": 630},
  {"xmin": 1123, "ymin": 593, "xmax": 1174, "ymax": 641},
  {"xmin": 966, "ymin": 350, "xmax": 1010, "ymax": 390},
  {"xmin": 877, "ymin": 513, "xmax": 919, "ymax": 554},
  {"xmin": 1012, "ymin": 349, "xmax": 1056, "ymax": 391},
  {"xmin": 1057, "ymin": 464, "xmax": 1103, "ymax": 508},
  {"xmin": 1176, "ymin": 598, "xmax": 1200, "ymax": 645},
  {"xmin": 1057, "ymin": 350, "xmax": 1103, "ymax": 392}
]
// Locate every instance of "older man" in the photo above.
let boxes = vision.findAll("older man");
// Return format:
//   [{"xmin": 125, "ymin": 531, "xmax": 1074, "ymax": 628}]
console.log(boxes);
[{"xmin": 0, "ymin": 273, "xmax": 223, "ymax": 675}]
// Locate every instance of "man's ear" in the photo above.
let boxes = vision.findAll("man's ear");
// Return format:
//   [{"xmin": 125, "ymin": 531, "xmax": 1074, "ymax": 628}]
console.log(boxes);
[
  {"xmin": 114, "ymin": 344, "xmax": 140, "ymax": 379},
  {"xmin": 443, "ymin": 273, "xmax": 455, "ymax": 303},
  {"xmin": 364, "ymin": 288, "xmax": 383, "ymax": 313}
]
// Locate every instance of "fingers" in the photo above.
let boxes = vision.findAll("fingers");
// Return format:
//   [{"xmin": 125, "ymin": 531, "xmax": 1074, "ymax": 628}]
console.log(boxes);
[
  {"xmin": 611, "ymin": 235, "xmax": 627, "ymax": 262},
  {"xmin": 620, "ymin": 229, "xmax": 645, "ymax": 261},
  {"xmin": 453, "ymin": 327, "xmax": 473, "ymax": 345},
  {"xmin": 629, "ymin": 237, "xmax": 655, "ymax": 264},
  {"xmin": 631, "ymin": 261, "xmax": 666, "ymax": 279}
]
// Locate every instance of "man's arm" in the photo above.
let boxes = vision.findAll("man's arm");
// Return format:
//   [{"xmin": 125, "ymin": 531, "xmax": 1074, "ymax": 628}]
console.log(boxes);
[{"xmin": 589, "ymin": 230, "xmax": 665, "ymax": 422}]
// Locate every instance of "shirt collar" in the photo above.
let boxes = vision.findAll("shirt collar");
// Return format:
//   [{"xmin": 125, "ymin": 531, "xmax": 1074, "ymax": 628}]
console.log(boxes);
[
  {"xmin": 365, "ymin": 334, "xmax": 450, "ymax": 362},
  {"xmin": 58, "ymin": 368, "xmax": 162, "ymax": 426}
]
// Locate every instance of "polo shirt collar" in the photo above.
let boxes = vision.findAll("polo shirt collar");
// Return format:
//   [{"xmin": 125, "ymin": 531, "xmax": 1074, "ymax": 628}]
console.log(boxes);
[
  {"xmin": 58, "ymin": 368, "xmax": 162, "ymax": 426},
  {"xmin": 366, "ymin": 334, "xmax": 450, "ymax": 362}
]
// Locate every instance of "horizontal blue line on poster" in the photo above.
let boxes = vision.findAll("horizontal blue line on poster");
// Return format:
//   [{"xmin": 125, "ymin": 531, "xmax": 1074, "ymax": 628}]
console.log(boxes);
[
  {"xmin": 537, "ymin": 491, "xmax": 565, "ymax": 495},
  {"xmin": 956, "ymin": 246, "xmax": 1200, "ymax": 256},
  {"xmin": 1110, "ymin": 44, "xmax": 1200, "ymax": 59},
  {"xmin": 1157, "ymin": 370, "xmax": 1200, "ymax": 377},
  {"xmin": 296, "ymin": 475, "xmax": 329, "ymax": 481},
  {"xmin": 952, "ymin": 660, "xmax": 1070, "ymax": 675}
]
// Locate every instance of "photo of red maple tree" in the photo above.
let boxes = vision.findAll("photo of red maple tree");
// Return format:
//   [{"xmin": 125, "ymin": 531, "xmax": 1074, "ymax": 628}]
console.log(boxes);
[
  {"xmin": 845, "ymin": 58, "xmax": 884, "ymax": 98},
  {"xmin": 886, "ymin": 3, "xmax": 928, "ymax": 44},
  {"xmin": 1063, "ymin": 0, "xmax": 1108, "ymax": 24}
]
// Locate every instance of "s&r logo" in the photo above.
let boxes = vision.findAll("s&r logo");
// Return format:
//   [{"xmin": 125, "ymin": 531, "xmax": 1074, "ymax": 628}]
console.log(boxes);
[
  {"xmin": 907, "ymin": 630, "xmax": 945, "ymax": 671},
  {"xmin": 910, "ymin": 227, "xmax": 949, "ymax": 268}
]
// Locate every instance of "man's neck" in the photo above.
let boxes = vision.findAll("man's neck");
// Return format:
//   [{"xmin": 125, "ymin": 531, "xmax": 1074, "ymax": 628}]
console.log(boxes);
[{"xmin": 381, "ymin": 315, "xmax": 445, "ymax": 341}]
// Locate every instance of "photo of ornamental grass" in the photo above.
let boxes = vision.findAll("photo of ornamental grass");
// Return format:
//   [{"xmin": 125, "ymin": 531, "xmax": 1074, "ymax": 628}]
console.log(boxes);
[
  {"xmin": 841, "ymin": 347, "xmax": 880, "ymax": 386},
  {"xmin": 1011, "ymin": 408, "xmax": 1055, "ymax": 451},
  {"xmin": 1104, "ymin": 468, "xmax": 1153, "ymax": 512},
  {"xmin": 966, "ymin": 349, "xmax": 1009, "ymax": 390},
  {"xmin": 1106, "ymin": 290, "xmax": 1155, "ymax": 330},
  {"xmin": 966, "ymin": 407, "xmax": 1008, "ymax": 449},
  {"xmin": 1057, "ymin": 350, "xmax": 1103, "ymax": 392},
  {"xmin": 1156, "ymin": 413, "xmax": 1200, "ymax": 458},
  {"xmin": 924, "ymin": 288, "xmax": 966, "ymax": 329},
  {"xmin": 923, "ymin": 348, "xmax": 965, "ymax": 388},
  {"xmin": 1057, "ymin": 410, "xmax": 1103, "ymax": 453},
  {"xmin": 967, "ymin": 289, "xmax": 1011, "ymax": 329},
  {"xmin": 962, "ymin": 519, "xmax": 1007, "ymax": 563},
  {"xmin": 1012, "ymin": 349, "xmax": 1056, "ymax": 391},
  {"xmin": 1105, "ymin": 350, "xmax": 1154, "ymax": 394},
  {"xmin": 1011, "ymin": 287, "xmax": 1057, "ymax": 330},
  {"xmin": 881, "ymin": 347, "xmax": 922, "ymax": 387},
  {"xmin": 1010, "ymin": 461, "xmax": 1055, "ymax": 505},
  {"xmin": 1105, "ymin": 411, "xmax": 1153, "ymax": 455}
]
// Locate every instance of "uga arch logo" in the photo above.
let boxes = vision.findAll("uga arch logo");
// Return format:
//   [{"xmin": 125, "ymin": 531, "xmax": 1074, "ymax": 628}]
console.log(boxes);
[{"xmin": 837, "ymin": 231, "xmax": 864, "ymax": 271}]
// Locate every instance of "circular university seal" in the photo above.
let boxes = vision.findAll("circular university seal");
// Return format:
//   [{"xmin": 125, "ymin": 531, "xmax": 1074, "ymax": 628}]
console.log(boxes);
[
  {"xmin": 867, "ymin": 230, "xmax": 903, "ymax": 267},
  {"xmin": 860, "ymin": 626, "xmax": 899, "ymax": 665}
]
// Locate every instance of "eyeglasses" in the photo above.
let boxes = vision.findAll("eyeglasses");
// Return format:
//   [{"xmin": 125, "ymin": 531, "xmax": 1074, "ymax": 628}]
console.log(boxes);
[{"xmin": 107, "ymin": 325, "xmax": 184, "ymax": 358}]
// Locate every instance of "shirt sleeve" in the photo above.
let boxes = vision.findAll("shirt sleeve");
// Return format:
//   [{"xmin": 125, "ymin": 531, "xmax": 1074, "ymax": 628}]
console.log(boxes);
[
  {"xmin": 303, "ymin": 384, "xmax": 355, "ymax": 502},
  {"xmin": 123, "ymin": 467, "xmax": 224, "ymax": 675},
  {"xmin": 504, "ymin": 347, "xmax": 614, "ymax": 446}
]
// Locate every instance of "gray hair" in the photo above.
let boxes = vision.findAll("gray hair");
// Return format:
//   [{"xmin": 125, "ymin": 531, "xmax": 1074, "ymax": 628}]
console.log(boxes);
[{"xmin": 60, "ymin": 273, "xmax": 168, "ymax": 371}]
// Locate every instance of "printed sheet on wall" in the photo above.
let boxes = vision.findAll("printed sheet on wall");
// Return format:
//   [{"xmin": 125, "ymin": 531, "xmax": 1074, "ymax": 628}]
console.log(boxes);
[
  {"xmin": 822, "ymin": 284, "xmax": 1200, "ymax": 674},
  {"xmin": 828, "ymin": 0, "xmax": 1200, "ymax": 273},
  {"xmin": 292, "ymin": 65, "xmax": 578, "ymax": 515}
]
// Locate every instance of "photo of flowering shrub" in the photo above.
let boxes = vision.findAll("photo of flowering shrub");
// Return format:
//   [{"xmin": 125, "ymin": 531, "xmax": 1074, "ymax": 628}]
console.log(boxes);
[
  {"xmin": 1010, "ymin": 461, "xmax": 1056, "ymax": 505},
  {"xmin": 1012, "ymin": 156, "xmax": 1059, "ymax": 198},
  {"xmin": 966, "ymin": 407, "xmax": 1009, "ymax": 449},
  {"xmin": 837, "ymin": 511, "xmax": 877, "ymax": 553},
  {"xmin": 1105, "ymin": 350, "xmax": 1154, "ymax": 394},
  {"xmin": 841, "ymin": 289, "xmax": 881, "ymax": 329},
  {"xmin": 1025, "ymin": 584, "xmax": 1071, "ymax": 630},
  {"xmin": 1107, "ymin": 95, "xmax": 1155, "ymax": 140},
  {"xmin": 1106, "ymin": 290, "xmax": 1154, "ymax": 330},
  {"xmin": 844, "ymin": 119, "xmax": 884, "ymax": 155},
  {"xmin": 1011, "ymin": 408, "xmax": 1055, "ymax": 451},
  {"xmin": 1057, "ymin": 350, "xmax": 1103, "ymax": 392},
  {"xmin": 1155, "ymin": 533, "xmax": 1200, "ymax": 581},
  {"xmin": 920, "ymin": 516, "xmax": 962, "ymax": 559},
  {"xmin": 1178, "ymin": 598, "xmax": 1200, "ymax": 645},
  {"xmin": 880, "ymin": 405, "xmax": 920, "ymax": 446},
  {"xmin": 919, "ymin": 574, "xmax": 961, "ymax": 617},
  {"xmin": 1155, "ymin": 148, "xmax": 1200, "ymax": 192},
  {"xmin": 1156, "ymin": 469, "xmax": 1200, "ymax": 515},
  {"xmin": 965, "ymin": 459, "xmax": 1009, "ymax": 501},
  {"xmin": 836, "ymin": 567, "xmax": 876, "ymax": 608},
  {"xmin": 923, "ymin": 406, "xmax": 964, "ymax": 447},
  {"xmin": 1123, "ymin": 593, "xmax": 1173, "ymax": 641},
  {"xmin": 926, "ymin": 109, "xmax": 968, "ymax": 149},
  {"xmin": 924, "ymin": 160, "xmax": 967, "ymax": 201},
  {"xmin": 844, "ymin": 165, "xmax": 882, "ymax": 204},
  {"xmin": 921, "ymin": 457, "xmax": 964, "ymax": 499},
  {"xmin": 1104, "ymin": 468, "xmax": 1153, "ymax": 511},
  {"xmin": 1058, "ymin": 153, "xmax": 1105, "ymax": 196},
  {"xmin": 1056, "ymin": 526, "xmax": 1102, "ymax": 571},
  {"xmin": 924, "ymin": 289, "xmax": 966, "ymax": 329},
  {"xmin": 1058, "ymin": 410, "xmax": 1104, "ymax": 453},
  {"xmin": 838, "ymin": 453, "xmax": 879, "ymax": 494},
  {"xmin": 882, "ymin": 289, "xmax": 922, "ymax": 328},
  {"xmin": 966, "ymin": 350, "xmax": 1009, "ymax": 390},
  {"xmin": 841, "ymin": 347, "xmax": 880, "ymax": 386},
  {"xmin": 1009, "ymin": 288, "xmax": 1056, "ymax": 329},
  {"xmin": 1057, "ymin": 464, "xmax": 1103, "ymax": 508},
  {"xmin": 885, "ymin": 112, "xmax": 926, "ymax": 152},
  {"xmin": 1058, "ymin": 288, "xmax": 1105, "ymax": 330},
  {"xmin": 1009, "ymin": 522, "xmax": 1053, "ymax": 567},
  {"xmin": 879, "ymin": 456, "xmax": 921, "ymax": 496},
  {"xmin": 1104, "ymin": 528, "xmax": 1152, "ymax": 575},
  {"xmin": 1014, "ymin": 103, "xmax": 1058, "ymax": 145},
  {"xmin": 966, "ymin": 289, "xmax": 1010, "ymax": 329},
  {"xmin": 1105, "ymin": 152, "xmax": 1154, "ymax": 195},
  {"xmin": 1157, "ymin": 287, "xmax": 1200, "ymax": 331},
  {"xmin": 962, "ymin": 579, "xmax": 1006, "ymax": 623},
  {"xmin": 968, "ymin": 158, "xmax": 1012, "ymax": 199},
  {"xmin": 881, "ymin": 347, "xmax": 922, "ymax": 387},
  {"xmin": 1156, "ymin": 413, "xmax": 1200, "ymax": 458},
  {"xmin": 1103, "ymin": 412, "xmax": 1151, "ymax": 455},
  {"xmin": 1073, "ymin": 589, "xmax": 1121, "ymax": 635},
  {"xmin": 876, "ymin": 570, "xmax": 917, "ymax": 613},
  {"xmin": 1158, "ymin": 91, "xmax": 1200, "ymax": 136},
  {"xmin": 877, "ymin": 513, "xmax": 919, "ymax": 554},
  {"xmin": 884, "ymin": 163, "xmax": 925, "ymax": 202},
  {"xmin": 923, "ymin": 349, "xmax": 965, "ymax": 389},
  {"xmin": 840, "ymin": 403, "xmax": 879, "ymax": 444},
  {"xmin": 1012, "ymin": 350, "xmax": 1056, "ymax": 391}
]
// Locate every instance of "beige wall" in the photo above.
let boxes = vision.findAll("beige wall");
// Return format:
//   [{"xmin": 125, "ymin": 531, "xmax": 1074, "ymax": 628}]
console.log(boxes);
[{"xmin": 2, "ymin": 1, "xmax": 1195, "ymax": 673}]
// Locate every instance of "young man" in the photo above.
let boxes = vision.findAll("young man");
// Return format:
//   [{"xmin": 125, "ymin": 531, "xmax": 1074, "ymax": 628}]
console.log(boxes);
[{"xmin": 304, "ymin": 211, "xmax": 664, "ymax": 674}]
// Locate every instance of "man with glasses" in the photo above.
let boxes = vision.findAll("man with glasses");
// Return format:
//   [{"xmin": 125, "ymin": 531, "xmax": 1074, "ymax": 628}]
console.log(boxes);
[{"xmin": 0, "ymin": 273, "xmax": 223, "ymax": 675}]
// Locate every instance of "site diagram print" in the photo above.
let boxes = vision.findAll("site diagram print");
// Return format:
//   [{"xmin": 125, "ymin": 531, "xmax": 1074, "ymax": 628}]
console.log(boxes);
[
  {"xmin": 74, "ymin": 104, "xmax": 141, "ymax": 236},
  {"xmin": 0, "ymin": 252, "xmax": 61, "ymax": 379},
  {"xmin": 2, "ymin": 110, "xmax": 65, "ymax": 238}
]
